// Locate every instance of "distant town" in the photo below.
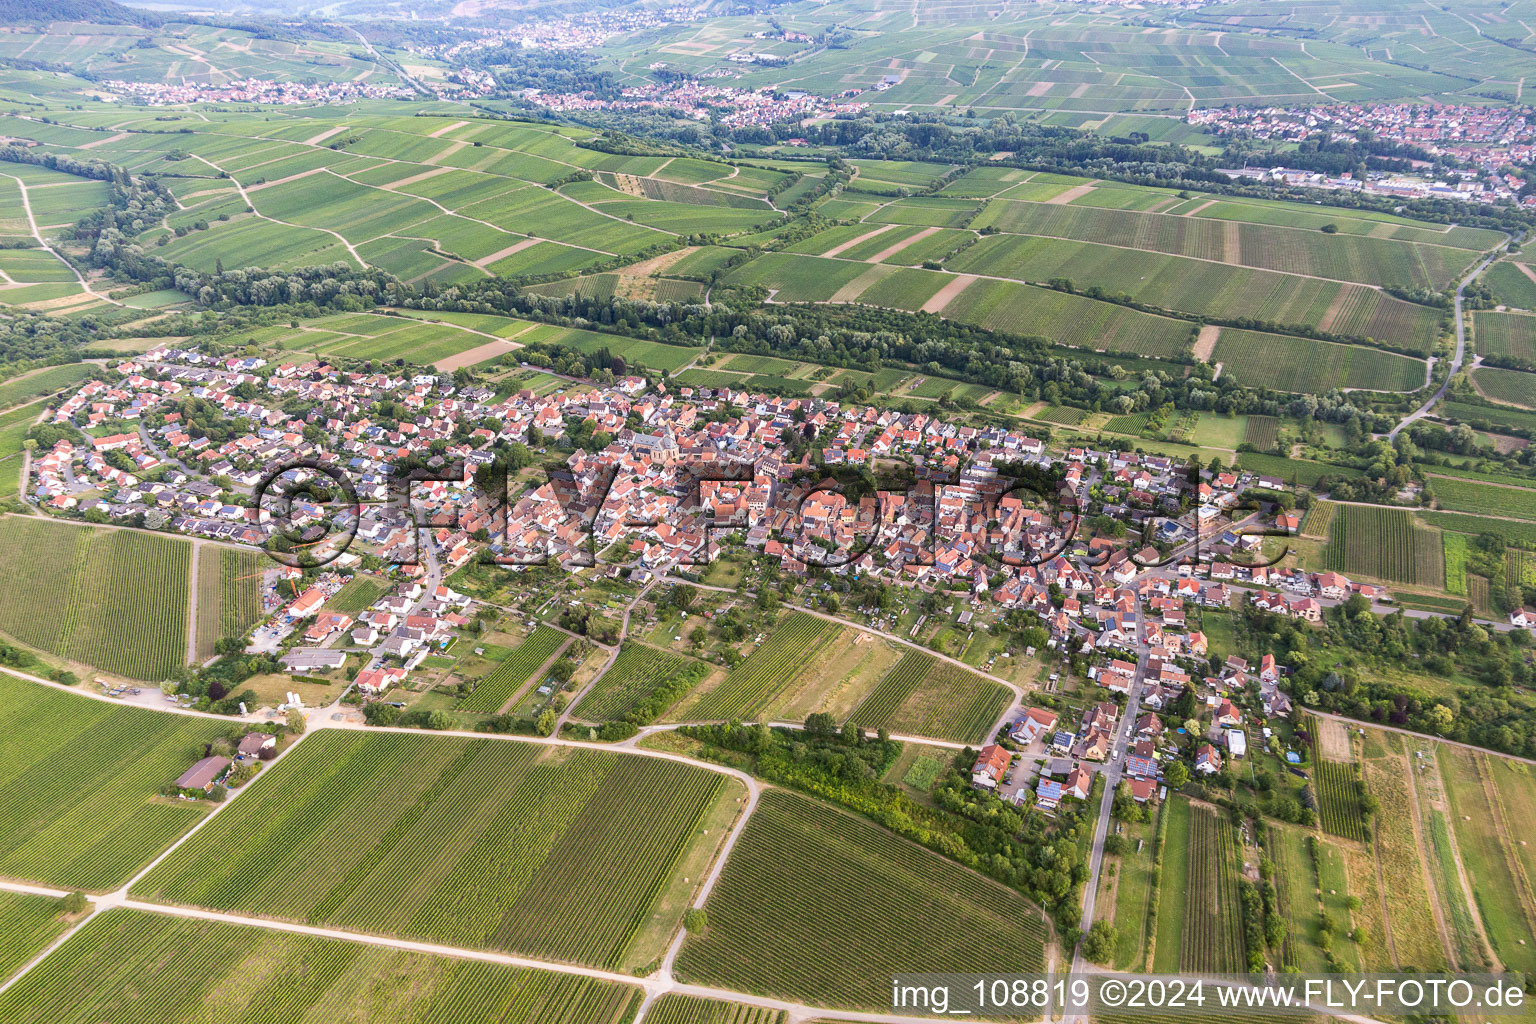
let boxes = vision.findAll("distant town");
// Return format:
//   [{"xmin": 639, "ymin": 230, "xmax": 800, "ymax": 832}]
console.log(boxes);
[{"xmin": 1193, "ymin": 103, "xmax": 1536, "ymax": 205}]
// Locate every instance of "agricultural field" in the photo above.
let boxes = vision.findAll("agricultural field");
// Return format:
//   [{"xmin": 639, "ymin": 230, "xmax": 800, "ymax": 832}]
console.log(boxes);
[
  {"xmin": 1034, "ymin": 405, "xmax": 1088, "ymax": 425},
  {"xmin": 1473, "ymin": 366, "xmax": 1536, "ymax": 409},
  {"xmin": 0, "ymin": 518, "xmax": 189, "ymax": 679},
  {"xmin": 458, "ymin": 626, "xmax": 567, "ymax": 713},
  {"xmin": 847, "ymin": 651, "xmax": 1012, "ymax": 745},
  {"xmin": 1100, "ymin": 816, "xmax": 1156, "ymax": 971},
  {"xmin": 0, "ymin": 364, "xmax": 99, "ymax": 410},
  {"xmin": 1439, "ymin": 746, "xmax": 1536, "ymax": 977},
  {"xmin": 573, "ymin": 643, "xmax": 699, "ymax": 721},
  {"xmin": 761, "ymin": 628, "xmax": 904, "ymax": 723},
  {"xmin": 672, "ymin": 613, "xmax": 838, "ymax": 722},
  {"xmin": 646, "ymin": 995, "xmax": 784, "ymax": 1024},
  {"xmin": 1474, "ymin": 311, "xmax": 1536, "ymax": 367},
  {"xmin": 0, "ymin": 110, "xmax": 808, "ymax": 286},
  {"xmin": 0, "ymin": 909, "xmax": 641, "ymax": 1024},
  {"xmin": 1438, "ymin": 399, "xmax": 1536, "ymax": 434},
  {"xmin": 0, "ymin": 673, "xmax": 224, "ymax": 890},
  {"xmin": 254, "ymin": 311, "xmax": 505, "ymax": 367},
  {"xmin": 1360, "ymin": 731, "xmax": 1448, "ymax": 970},
  {"xmin": 1150, "ymin": 796, "xmax": 1190, "ymax": 972},
  {"xmin": 1321, "ymin": 504, "xmax": 1445, "ymax": 588},
  {"xmin": 967, "ymin": 197, "xmax": 1479, "ymax": 290},
  {"xmin": 324, "ymin": 573, "xmax": 394, "ymax": 615},
  {"xmin": 1486, "ymin": 261, "xmax": 1536, "ymax": 312},
  {"xmin": 193, "ymin": 547, "xmax": 265, "ymax": 661},
  {"xmin": 1178, "ymin": 801, "xmax": 1246, "ymax": 974},
  {"xmin": 133, "ymin": 731, "xmax": 730, "ymax": 971},
  {"xmin": 1430, "ymin": 476, "xmax": 1536, "ymax": 521},
  {"xmin": 1242, "ymin": 416, "xmax": 1281, "ymax": 451},
  {"xmin": 0, "ymin": 891, "xmax": 70, "ymax": 985},
  {"xmin": 1211, "ymin": 329, "xmax": 1427, "ymax": 394},
  {"xmin": 1268, "ymin": 826, "xmax": 1330, "ymax": 972},
  {"xmin": 944, "ymin": 231, "xmax": 1444, "ymax": 351},
  {"xmin": 1424, "ymin": 512, "xmax": 1536, "ymax": 547},
  {"xmin": 940, "ymin": 277, "xmax": 1196, "ymax": 358},
  {"xmin": 1314, "ymin": 757, "xmax": 1368, "ymax": 842},
  {"xmin": 675, "ymin": 790, "xmax": 1046, "ymax": 1011},
  {"xmin": 1409, "ymin": 745, "xmax": 1492, "ymax": 970}
]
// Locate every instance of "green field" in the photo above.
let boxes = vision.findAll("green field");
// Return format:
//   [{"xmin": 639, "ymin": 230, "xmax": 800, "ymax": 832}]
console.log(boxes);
[
  {"xmin": 1315, "ymin": 757, "xmax": 1367, "ymax": 842},
  {"xmin": 0, "ymin": 909, "xmax": 641, "ymax": 1024},
  {"xmin": 1439, "ymin": 400, "xmax": 1536, "ymax": 434},
  {"xmin": 1474, "ymin": 310, "xmax": 1536, "ymax": 367},
  {"xmin": 675, "ymin": 790, "xmax": 1047, "ymax": 1011},
  {"xmin": 968, "ymin": 198, "xmax": 1476, "ymax": 290},
  {"xmin": 847, "ymin": 651, "xmax": 1011, "ymax": 744},
  {"xmin": 646, "ymin": 995, "xmax": 784, "ymax": 1024},
  {"xmin": 1178, "ymin": 801, "xmax": 1247, "ymax": 974},
  {"xmin": 1423, "ymin": 511, "xmax": 1536, "ymax": 546},
  {"xmin": 1472, "ymin": 366, "xmax": 1536, "ymax": 409},
  {"xmin": 0, "ymin": 673, "xmax": 224, "ymax": 890},
  {"xmin": 945, "ymin": 232, "xmax": 1443, "ymax": 351},
  {"xmin": 1431, "ymin": 476, "xmax": 1536, "ymax": 521},
  {"xmin": 941, "ymin": 277, "xmax": 1195, "ymax": 358},
  {"xmin": 573, "ymin": 644, "xmax": 700, "ymax": 722},
  {"xmin": 1212, "ymin": 329, "xmax": 1426, "ymax": 393},
  {"xmin": 134, "ymin": 731, "xmax": 727, "ymax": 970},
  {"xmin": 0, "ymin": 364, "xmax": 99, "ymax": 410},
  {"xmin": 458, "ymin": 626, "xmax": 567, "ymax": 713},
  {"xmin": 1486, "ymin": 262, "xmax": 1536, "ymax": 312},
  {"xmin": 0, "ymin": 890, "xmax": 70, "ymax": 985},
  {"xmin": 0, "ymin": 518, "xmax": 189, "ymax": 679},
  {"xmin": 678, "ymin": 613, "xmax": 837, "ymax": 722},
  {"xmin": 324, "ymin": 573, "xmax": 394, "ymax": 615},
  {"xmin": 1150, "ymin": 795, "xmax": 1190, "ymax": 973},
  {"xmin": 1321, "ymin": 504, "xmax": 1444, "ymax": 587},
  {"xmin": 193, "ymin": 547, "xmax": 266, "ymax": 661}
]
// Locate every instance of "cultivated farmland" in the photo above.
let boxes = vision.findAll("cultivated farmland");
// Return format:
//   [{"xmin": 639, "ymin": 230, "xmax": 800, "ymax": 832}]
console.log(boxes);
[
  {"xmin": 0, "ymin": 909, "xmax": 642, "ymax": 1024},
  {"xmin": 1360, "ymin": 732, "xmax": 1448, "ymax": 969},
  {"xmin": 0, "ymin": 891, "xmax": 69, "ymax": 985},
  {"xmin": 324, "ymin": 573, "xmax": 393, "ymax": 615},
  {"xmin": 573, "ymin": 643, "xmax": 699, "ymax": 721},
  {"xmin": 1474, "ymin": 311, "xmax": 1536, "ymax": 367},
  {"xmin": 1179, "ymin": 802, "xmax": 1246, "ymax": 974},
  {"xmin": 0, "ymin": 518, "xmax": 190, "ymax": 679},
  {"xmin": 1321, "ymin": 505, "xmax": 1444, "ymax": 587},
  {"xmin": 134, "ymin": 731, "xmax": 728, "ymax": 970},
  {"xmin": 1315, "ymin": 758, "xmax": 1368, "ymax": 842},
  {"xmin": 1473, "ymin": 366, "xmax": 1536, "ymax": 408},
  {"xmin": 1211, "ymin": 330, "xmax": 1426, "ymax": 393},
  {"xmin": 675, "ymin": 790, "xmax": 1047, "ymax": 1011},
  {"xmin": 458, "ymin": 625, "xmax": 566, "ymax": 713},
  {"xmin": 1430, "ymin": 476, "xmax": 1536, "ymax": 521},
  {"xmin": 647, "ymin": 994, "xmax": 785, "ymax": 1024},
  {"xmin": 848, "ymin": 651, "xmax": 1012, "ymax": 744},
  {"xmin": 1440, "ymin": 746, "xmax": 1536, "ymax": 976},
  {"xmin": 675, "ymin": 613, "xmax": 837, "ymax": 722},
  {"xmin": 942, "ymin": 277, "xmax": 1195, "ymax": 358},
  {"xmin": 0, "ymin": 674, "xmax": 224, "ymax": 890},
  {"xmin": 967, "ymin": 198, "xmax": 1476, "ymax": 289},
  {"xmin": 193, "ymin": 547, "xmax": 265, "ymax": 661}
]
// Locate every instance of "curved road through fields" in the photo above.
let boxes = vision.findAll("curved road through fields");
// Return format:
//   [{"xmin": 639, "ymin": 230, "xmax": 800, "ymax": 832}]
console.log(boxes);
[{"xmin": 1388, "ymin": 245, "xmax": 1507, "ymax": 441}]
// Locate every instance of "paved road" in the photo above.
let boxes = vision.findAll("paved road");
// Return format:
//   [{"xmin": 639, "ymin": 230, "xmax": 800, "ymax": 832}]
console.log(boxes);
[{"xmin": 1389, "ymin": 246, "xmax": 1505, "ymax": 441}]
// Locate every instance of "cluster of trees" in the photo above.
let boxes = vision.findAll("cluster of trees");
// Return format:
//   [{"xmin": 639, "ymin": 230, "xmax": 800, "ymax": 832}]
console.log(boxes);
[{"xmin": 1242, "ymin": 598, "xmax": 1536, "ymax": 757}]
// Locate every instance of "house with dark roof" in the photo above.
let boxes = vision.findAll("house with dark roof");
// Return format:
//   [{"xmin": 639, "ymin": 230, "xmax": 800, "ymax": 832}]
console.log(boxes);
[{"xmin": 175, "ymin": 756, "xmax": 230, "ymax": 793}]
